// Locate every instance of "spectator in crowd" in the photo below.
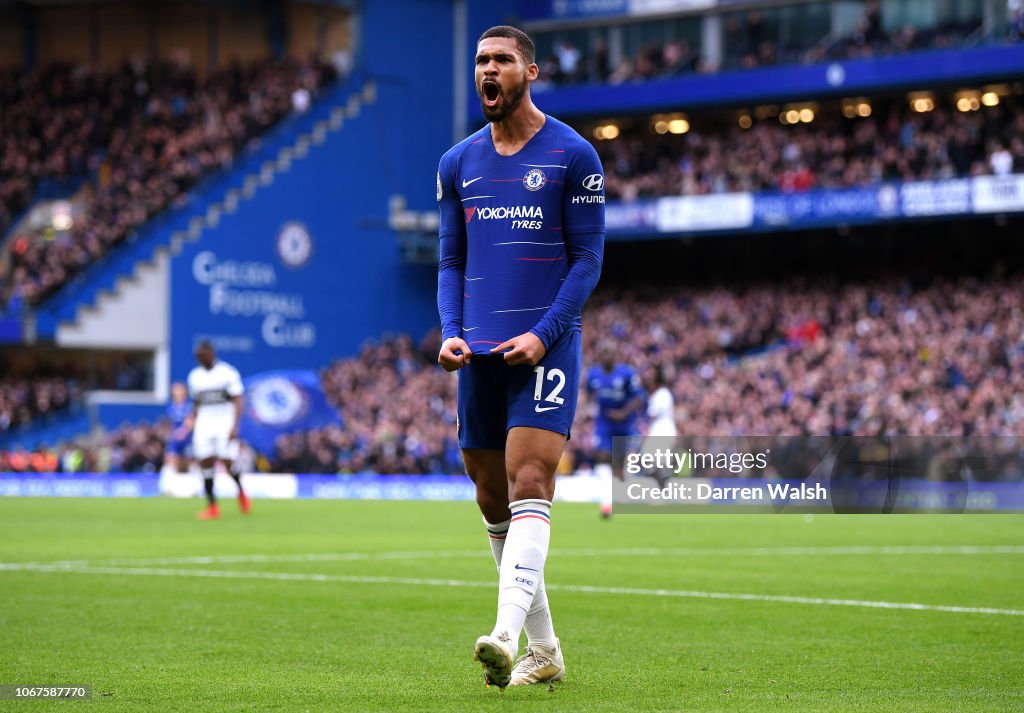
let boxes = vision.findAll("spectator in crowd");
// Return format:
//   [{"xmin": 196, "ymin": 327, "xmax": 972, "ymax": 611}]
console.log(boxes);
[{"xmin": 990, "ymin": 141, "xmax": 1014, "ymax": 176}]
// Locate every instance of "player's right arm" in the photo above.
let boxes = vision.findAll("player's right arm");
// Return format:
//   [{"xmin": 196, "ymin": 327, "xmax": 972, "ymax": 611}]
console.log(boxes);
[
  {"xmin": 436, "ymin": 152, "xmax": 472, "ymax": 371},
  {"xmin": 226, "ymin": 365, "xmax": 244, "ymax": 440}
]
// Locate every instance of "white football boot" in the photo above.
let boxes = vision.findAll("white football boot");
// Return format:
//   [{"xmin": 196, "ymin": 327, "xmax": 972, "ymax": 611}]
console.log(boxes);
[
  {"xmin": 473, "ymin": 632, "xmax": 515, "ymax": 690},
  {"xmin": 509, "ymin": 638, "xmax": 565, "ymax": 685}
]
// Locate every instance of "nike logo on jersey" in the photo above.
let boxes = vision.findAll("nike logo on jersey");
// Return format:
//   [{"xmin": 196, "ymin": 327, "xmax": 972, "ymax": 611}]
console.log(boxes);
[
  {"xmin": 462, "ymin": 177, "xmax": 483, "ymax": 187},
  {"xmin": 535, "ymin": 404, "xmax": 559, "ymax": 413}
]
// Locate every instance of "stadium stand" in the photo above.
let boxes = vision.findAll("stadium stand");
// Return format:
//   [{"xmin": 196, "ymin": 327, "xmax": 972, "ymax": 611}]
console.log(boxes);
[
  {"xmin": 531, "ymin": 0, "xmax": 997, "ymax": 89},
  {"xmin": 0, "ymin": 376, "xmax": 80, "ymax": 432},
  {"xmin": 0, "ymin": 56, "xmax": 336, "ymax": 311},
  {"xmin": 594, "ymin": 96, "xmax": 1024, "ymax": 200}
]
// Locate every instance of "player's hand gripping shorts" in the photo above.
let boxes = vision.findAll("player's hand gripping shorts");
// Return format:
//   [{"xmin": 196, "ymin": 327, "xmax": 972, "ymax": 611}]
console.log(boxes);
[{"xmin": 457, "ymin": 330, "xmax": 581, "ymax": 450}]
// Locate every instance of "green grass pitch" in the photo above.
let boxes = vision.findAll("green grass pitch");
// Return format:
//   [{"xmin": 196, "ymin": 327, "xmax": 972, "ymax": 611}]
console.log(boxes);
[{"xmin": 1, "ymin": 498, "xmax": 1022, "ymax": 712}]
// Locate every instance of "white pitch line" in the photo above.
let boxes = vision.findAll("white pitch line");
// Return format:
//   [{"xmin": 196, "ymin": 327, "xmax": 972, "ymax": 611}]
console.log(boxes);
[
  {"xmin": 2, "ymin": 563, "xmax": 1022, "ymax": 617},
  {"xmin": 4, "ymin": 545, "xmax": 1023, "ymax": 570}
]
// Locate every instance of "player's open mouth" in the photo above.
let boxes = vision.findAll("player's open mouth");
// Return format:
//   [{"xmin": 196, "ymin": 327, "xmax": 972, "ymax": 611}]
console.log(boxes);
[{"xmin": 482, "ymin": 80, "xmax": 500, "ymax": 107}]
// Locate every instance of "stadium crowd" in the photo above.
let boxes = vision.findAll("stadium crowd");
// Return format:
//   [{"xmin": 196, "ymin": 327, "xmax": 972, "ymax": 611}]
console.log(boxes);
[
  {"xmin": 534, "ymin": 1, "xmax": 986, "ymax": 88},
  {"xmin": 274, "ymin": 334, "xmax": 462, "ymax": 475},
  {"xmin": 0, "ymin": 355, "xmax": 153, "ymax": 436},
  {"xmin": 598, "ymin": 101, "xmax": 1024, "ymax": 200},
  {"xmin": 5, "ymin": 272, "xmax": 1022, "ymax": 474},
  {"xmin": 0, "ymin": 420, "xmax": 167, "ymax": 473},
  {"xmin": 0, "ymin": 56, "xmax": 336, "ymax": 312},
  {"xmin": 0, "ymin": 376, "xmax": 81, "ymax": 433}
]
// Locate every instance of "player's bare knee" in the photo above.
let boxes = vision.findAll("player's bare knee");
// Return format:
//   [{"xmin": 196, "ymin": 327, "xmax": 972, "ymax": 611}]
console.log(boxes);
[{"xmin": 509, "ymin": 459, "xmax": 555, "ymax": 501}]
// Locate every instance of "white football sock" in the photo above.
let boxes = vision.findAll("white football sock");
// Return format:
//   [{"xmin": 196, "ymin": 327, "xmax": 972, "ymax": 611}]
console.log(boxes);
[
  {"xmin": 484, "ymin": 517, "xmax": 509, "ymax": 572},
  {"xmin": 524, "ymin": 576, "xmax": 557, "ymax": 650},
  {"xmin": 486, "ymin": 516, "xmax": 557, "ymax": 650},
  {"xmin": 491, "ymin": 499, "xmax": 552, "ymax": 655}
]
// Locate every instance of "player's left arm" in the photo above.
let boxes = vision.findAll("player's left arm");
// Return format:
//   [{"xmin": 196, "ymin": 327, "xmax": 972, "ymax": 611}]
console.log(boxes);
[{"xmin": 494, "ymin": 140, "xmax": 605, "ymax": 365}]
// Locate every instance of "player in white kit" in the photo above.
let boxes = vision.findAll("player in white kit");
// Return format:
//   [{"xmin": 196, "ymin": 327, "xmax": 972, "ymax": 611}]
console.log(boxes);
[
  {"xmin": 187, "ymin": 341, "xmax": 251, "ymax": 520},
  {"xmin": 646, "ymin": 367, "xmax": 676, "ymax": 439},
  {"xmin": 644, "ymin": 367, "xmax": 677, "ymax": 487}
]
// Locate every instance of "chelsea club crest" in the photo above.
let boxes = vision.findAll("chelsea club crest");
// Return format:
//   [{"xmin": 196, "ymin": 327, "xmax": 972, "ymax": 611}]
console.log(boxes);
[
  {"xmin": 523, "ymin": 168, "xmax": 546, "ymax": 191},
  {"xmin": 250, "ymin": 377, "xmax": 308, "ymax": 426},
  {"xmin": 276, "ymin": 222, "xmax": 313, "ymax": 268}
]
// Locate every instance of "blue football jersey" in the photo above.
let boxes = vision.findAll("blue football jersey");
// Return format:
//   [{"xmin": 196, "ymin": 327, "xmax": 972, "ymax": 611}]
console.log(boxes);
[
  {"xmin": 437, "ymin": 115, "xmax": 605, "ymax": 352},
  {"xmin": 167, "ymin": 400, "xmax": 192, "ymax": 429},
  {"xmin": 587, "ymin": 364, "xmax": 643, "ymax": 430}
]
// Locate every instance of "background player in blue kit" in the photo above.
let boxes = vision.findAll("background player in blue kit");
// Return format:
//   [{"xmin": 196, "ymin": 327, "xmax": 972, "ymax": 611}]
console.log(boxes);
[
  {"xmin": 436, "ymin": 25, "xmax": 605, "ymax": 691},
  {"xmin": 164, "ymin": 382, "xmax": 194, "ymax": 475},
  {"xmin": 159, "ymin": 381, "xmax": 195, "ymax": 495},
  {"xmin": 586, "ymin": 344, "xmax": 645, "ymax": 517}
]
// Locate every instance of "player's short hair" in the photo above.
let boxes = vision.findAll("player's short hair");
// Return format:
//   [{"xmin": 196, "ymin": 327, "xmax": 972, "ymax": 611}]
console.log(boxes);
[{"xmin": 478, "ymin": 25, "xmax": 536, "ymax": 65}]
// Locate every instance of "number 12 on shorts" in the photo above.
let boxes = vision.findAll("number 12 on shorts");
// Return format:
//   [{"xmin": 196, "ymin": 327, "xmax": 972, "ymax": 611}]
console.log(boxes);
[{"xmin": 533, "ymin": 366, "xmax": 566, "ymax": 405}]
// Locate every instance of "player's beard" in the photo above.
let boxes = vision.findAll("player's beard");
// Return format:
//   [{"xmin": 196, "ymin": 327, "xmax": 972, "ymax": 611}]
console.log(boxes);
[{"xmin": 479, "ymin": 75, "xmax": 527, "ymax": 123}]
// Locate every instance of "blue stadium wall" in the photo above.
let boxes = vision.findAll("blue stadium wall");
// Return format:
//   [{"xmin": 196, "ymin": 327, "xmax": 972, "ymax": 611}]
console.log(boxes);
[{"xmin": 169, "ymin": 0, "xmax": 456, "ymax": 379}]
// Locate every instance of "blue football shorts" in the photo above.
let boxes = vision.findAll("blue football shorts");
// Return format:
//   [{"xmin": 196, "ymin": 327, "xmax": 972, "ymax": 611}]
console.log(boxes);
[
  {"xmin": 457, "ymin": 330, "xmax": 581, "ymax": 450},
  {"xmin": 594, "ymin": 422, "xmax": 640, "ymax": 454}
]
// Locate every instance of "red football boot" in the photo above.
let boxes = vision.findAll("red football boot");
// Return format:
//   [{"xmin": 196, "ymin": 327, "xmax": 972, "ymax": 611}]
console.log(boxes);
[
  {"xmin": 238, "ymin": 490, "xmax": 252, "ymax": 515},
  {"xmin": 197, "ymin": 504, "xmax": 221, "ymax": 520}
]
